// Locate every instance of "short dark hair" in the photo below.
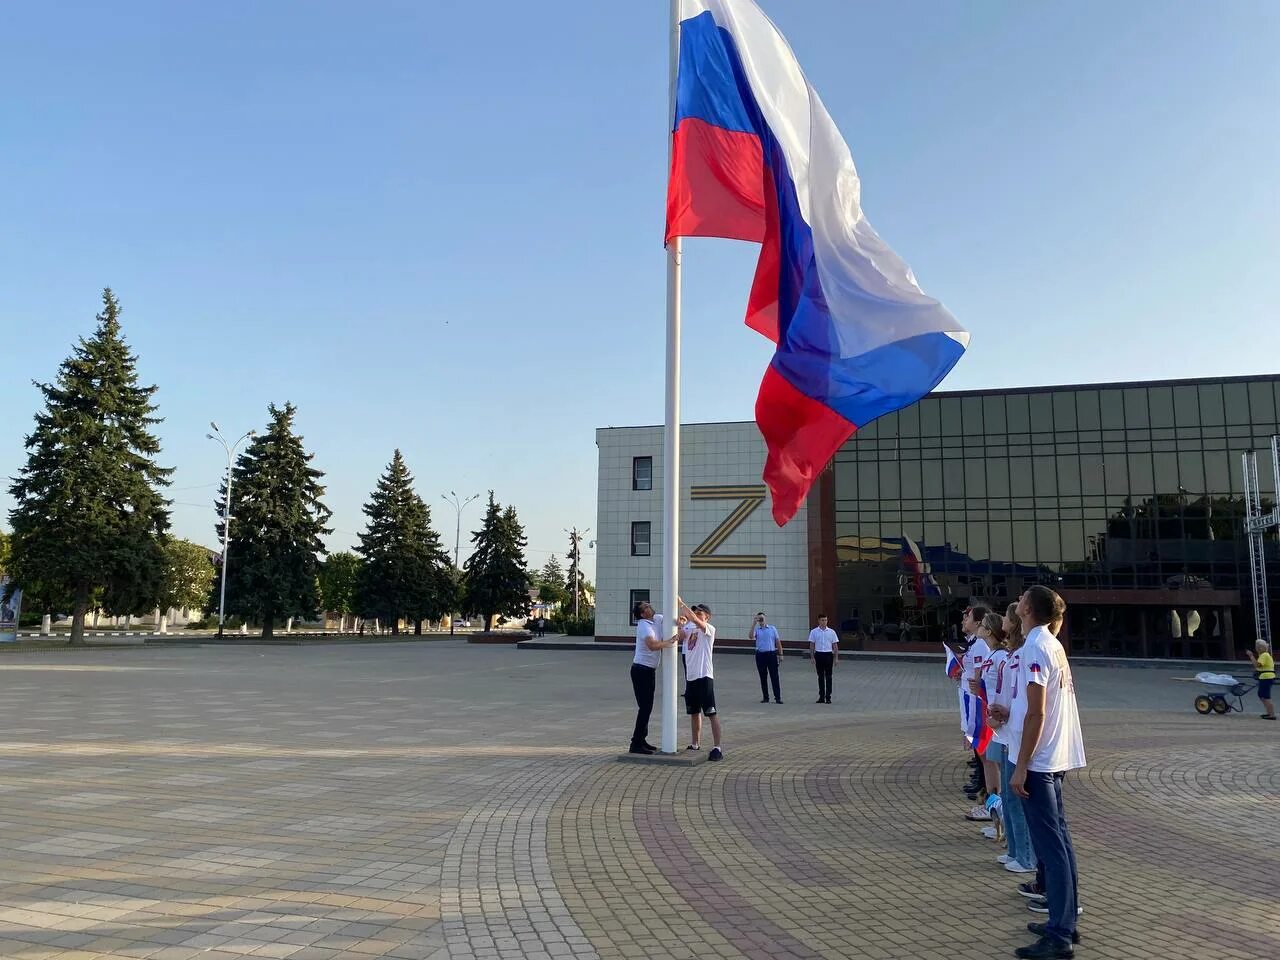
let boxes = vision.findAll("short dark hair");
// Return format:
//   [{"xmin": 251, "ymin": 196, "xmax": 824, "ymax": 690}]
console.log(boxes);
[
  {"xmin": 1024, "ymin": 585, "xmax": 1066, "ymax": 625},
  {"xmin": 757, "ymin": 611, "xmax": 765, "ymax": 617},
  {"xmin": 632, "ymin": 600, "xmax": 650, "ymax": 620},
  {"xmin": 967, "ymin": 604, "xmax": 992, "ymax": 623},
  {"xmin": 818, "ymin": 613, "xmax": 828, "ymax": 619}
]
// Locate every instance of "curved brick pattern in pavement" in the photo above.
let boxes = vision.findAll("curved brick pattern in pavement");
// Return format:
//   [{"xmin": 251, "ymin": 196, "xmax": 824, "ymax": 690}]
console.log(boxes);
[
  {"xmin": 440, "ymin": 759, "xmax": 601, "ymax": 960},
  {"xmin": 0, "ymin": 645, "xmax": 1274, "ymax": 960},
  {"xmin": 549, "ymin": 712, "xmax": 1278, "ymax": 960}
]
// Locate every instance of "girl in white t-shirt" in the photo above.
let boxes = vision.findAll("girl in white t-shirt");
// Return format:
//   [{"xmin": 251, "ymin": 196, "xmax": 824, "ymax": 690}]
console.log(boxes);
[
  {"xmin": 971, "ymin": 613, "xmax": 1008, "ymax": 829},
  {"xmin": 987, "ymin": 603, "xmax": 1038, "ymax": 875}
]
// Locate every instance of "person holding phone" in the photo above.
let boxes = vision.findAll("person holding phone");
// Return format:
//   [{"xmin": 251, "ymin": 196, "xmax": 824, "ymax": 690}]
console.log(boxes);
[{"xmin": 750, "ymin": 611, "xmax": 783, "ymax": 704}]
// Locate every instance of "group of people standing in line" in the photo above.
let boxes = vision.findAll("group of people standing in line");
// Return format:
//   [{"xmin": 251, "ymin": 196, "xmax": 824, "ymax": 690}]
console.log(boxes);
[
  {"xmin": 628, "ymin": 603, "xmax": 847, "ymax": 761},
  {"xmin": 948, "ymin": 586, "xmax": 1086, "ymax": 960}
]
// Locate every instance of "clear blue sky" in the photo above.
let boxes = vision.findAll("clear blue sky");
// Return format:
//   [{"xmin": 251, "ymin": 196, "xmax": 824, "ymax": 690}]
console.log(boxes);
[{"xmin": 2, "ymin": 1, "xmax": 1277, "ymax": 574}]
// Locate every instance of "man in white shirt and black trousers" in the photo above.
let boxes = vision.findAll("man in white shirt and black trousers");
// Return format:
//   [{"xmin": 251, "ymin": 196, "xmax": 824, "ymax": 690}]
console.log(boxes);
[
  {"xmin": 681, "ymin": 600, "xmax": 724, "ymax": 761},
  {"xmin": 998, "ymin": 585, "xmax": 1086, "ymax": 959},
  {"xmin": 808, "ymin": 615, "xmax": 839, "ymax": 704},
  {"xmin": 629, "ymin": 600, "xmax": 678, "ymax": 755}
]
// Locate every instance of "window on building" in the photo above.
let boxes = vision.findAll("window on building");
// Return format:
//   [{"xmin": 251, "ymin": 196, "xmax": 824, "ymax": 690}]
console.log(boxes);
[
  {"xmin": 631, "ymin": 521, "xmax": 651, "ymax": 556},
  {"xmin": 629, "ymin": 589, "xmax": 650, "ymax": 625},
  {"xmin": 632, "ymin": 456, "xmax": 653, "ymax": 490}
]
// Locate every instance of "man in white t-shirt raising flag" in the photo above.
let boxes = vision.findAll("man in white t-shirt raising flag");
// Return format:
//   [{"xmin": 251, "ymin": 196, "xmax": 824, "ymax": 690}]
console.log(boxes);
[
  {"xmin": 1007, "ymin": 585, "xmax": 1085, "ymax": 959},
  {"xmin": 680, "ymin": 599, "xmax": 723, "ymax": 762}
]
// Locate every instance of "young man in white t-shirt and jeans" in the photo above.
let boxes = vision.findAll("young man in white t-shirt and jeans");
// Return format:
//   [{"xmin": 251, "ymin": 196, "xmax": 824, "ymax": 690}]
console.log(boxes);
[
  {"xmin": 681, "ymin": 601, "xmax": 723, "ymax": 761},
  {"xmin": 1006, "ymin": 585, "xmax": 1085, "ymax": 959}
]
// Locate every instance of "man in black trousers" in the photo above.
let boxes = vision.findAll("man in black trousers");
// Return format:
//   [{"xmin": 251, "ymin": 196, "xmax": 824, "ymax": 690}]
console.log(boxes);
[
  {"xmin": 749, "ymin": 611, "xmax": 783, "ymax": 703},
  {"xmin": 629, "ymin": 599, "xmax": 677, "ymax": 754}
]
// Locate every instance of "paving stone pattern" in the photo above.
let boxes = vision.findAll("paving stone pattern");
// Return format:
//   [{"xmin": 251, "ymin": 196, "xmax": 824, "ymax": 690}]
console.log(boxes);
[{"xmin": 0, "ymin": 644, "xmax": 1274, "ymax": 959}]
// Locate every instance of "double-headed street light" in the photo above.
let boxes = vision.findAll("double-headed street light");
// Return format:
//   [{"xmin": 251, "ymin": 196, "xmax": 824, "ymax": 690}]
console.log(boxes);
[
  {"xmin": 442, "ymin": 491, "xmax": 480, "ymax": 635},
  {"xmin": 207, "ymin": 422, "xmax": 255, "ymax": 638}
]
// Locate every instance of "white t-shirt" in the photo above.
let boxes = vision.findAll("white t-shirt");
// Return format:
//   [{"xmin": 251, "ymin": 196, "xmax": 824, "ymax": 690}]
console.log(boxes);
[
  {"xmin": 984, "ymin": 648, "xmax": 1013, "ymax": 745},
  {"xmin": 961, "ymin": 636, "xmax": 990, "ymax": 735},
  {"xmin": 1021, "ymin": 627, "xmax": 1086, "ymax": 772},
  {"xmin": 633, "ymin": 614, "xmax": 665, "ymax": 668},
  {"xmin": 679, "ymin": 620, "xmax": 696, "ymax": 656},
  {"xmin": 684, "ymin": 622, "xmax": 716, "ymax": 680},
  {"xmin": 808, "ymin": 627, "xmax": 838, "ymax": 653}
]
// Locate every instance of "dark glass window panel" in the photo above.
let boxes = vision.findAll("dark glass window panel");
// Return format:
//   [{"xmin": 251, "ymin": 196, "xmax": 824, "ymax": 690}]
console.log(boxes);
[
  {"xmin": 967, "ymin": 523, "xmax": 989, "ymax": 560},
  {"xmin": 1006, "ymin": 394, "xmax": 1030, "ymax": 433},
  {"xmin": 1013, "ymin": 521, "xmax": 1037, "ymax": 562},
  {"xmin": 967, "ymin": 462, "xmax": 986, "ymax": 497},
  {"xmin": 858, "ymin": 461, "xmax": 879, "ymax": 500},
  {"xmin": 1148, "ymin": 387, "xmax": 1175, "ymax": 428},
  {"xmin": 834, "ymin": 463, "xmax": 858, "ymax": 500},
  {"xmin": 1076, "ymin": 390, "xmax": 1101, "ymax": 430},
  {"xmin": 1060, "ymin": 521, "xmax": 1086, "ymax": 564},
  {"xmin": 1104, "ymin": 452, "xmax": 1129, "ymax": 493},
  {"xmin": 1034, "ymin": 459, "xmax": 1058, "ymax": 497},
  {"xmin": 879, "ymin": 460, "xmax": 900, "ymax": 498},
  {"xmin": 1057, "ymin": 442, "xmax": 1079, "ymax": 455},
  {"xmin": 629, "ymin": 589, "xmax": 650, "ymax": 625},
  {"xmin": 1128, "ymin": 452, "xmax": 1155, "ymax": 496},
  {"xmin": 924, "ymin": 521, "xmax": 945, "ymax": 547},
  {"xmin": 1099, "ymin": 390, "xmax": 1125, "ymax": 429},
  {"xmin": 859, "ymin": 418, "xmax": 880, "ymax": 439},
  {"xmin": 918, "ymin": 397, "xmax": 941, "ymax": 436},
  {"xmin": 900, "ymin": 458, "xmax": 922, "ymax": 499},
  {"xmin": 632, "ymin": 456, "xmax": 653, "ymax": 490},
  {"xmin": 989, "ymin": 522, "xmax": 1013, "ymax": 562},
  {"xmin": 1010, "ymin": 458, "xmax": 1034, "ymax": 497},
  {"xmin": 1080, "ymin": 455, "xmax": 1105, "ymax": 495},
  {"xmin": 1199, "ymin": 383, "xmax": 1225, "ymax": 426},
  {"xmin": 1123, "ymin": 388, "xmax": 1149, "ymax": 428},
  {"xmin": 1053, "ymin": 392, "xmax": 1077, "ymax": 431},
  {"xmin": 926, "ymin": 463, "xmax": 947, "ymax": 496},
  {"xmin": 986, "ymin": 459, "xmax": 1010, "ymax": 497},
  {"xmin": 1152, "ymin": 439, "xmax": 1178, "ymax": 453},
  {"xmin": 1057, "ymin": 455, "xmax": 1081, "ymax": 495},
  {"xmin": 983, "ymin": 396, "xmax": 1007, "ymax": 435},
  {"xmin": 943, "ymin": 459, "xmax": 965, "ymax": 498},
  {"xmin": 1224, "ymin": 382, "xmax": 1250, "ymax": 425},
  {"xmin": 1173, "ymin": 385, "xmax": 1200, "ymax": 425},
  {"xmin": 941, "ymin": 399, "xmax": 963, "ymax": 437},
  {"xmin": 898, "ymin": 402, "xmax": 921, "ymax": 437},
  {"xmin": 1038, "ymin": 523, "xmax": 1060, "ymax": 562},
  {"xmin": 1250, "ymin": 381, "xmax": 1278, "ymax": 425},
  {"xmin": 962, "ymin": 396, "xmax": 984, "ymax": 436},
  {"xmin": 1154, "ymin": 452, "xmax": 1178, "ymax": 495},
  {"xmin": 631, "ymin": 521, "xmax": 651, "ymax": 556},
  {"xmin": 1228, "ymin": 424, "xmax": 1252, "ymax": 439},
  {"xmin": 1030, "ymin": 394, "xmax": 1054, "ymax": 434},
  {"xmin": 879, "ymin": 411, "xmax": 901, "ymax": 438}
]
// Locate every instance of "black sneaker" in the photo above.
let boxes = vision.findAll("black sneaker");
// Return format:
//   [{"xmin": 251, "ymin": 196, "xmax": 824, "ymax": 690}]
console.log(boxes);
[
  {"xmin": 708, "ymin": 747, "xmax": 723, "ymax": 761},
  {"xmin": 1014, "ymin": 936, "xmax": 1074, "ymax": 959},
  {"xmin": 1028, "ymin": 922, "xmax": 1081, "ymax": 945},
  {"xmin": 775, "ymin": 699, "xmax": 783, "ymax": 704},
  {"xmin": 628, "ymin": 744, "xmax": 655, "ymax": 755},
  {"xmin": 761, "ymin": 697, "xmax": 770, "ymax": 703},
  {"xmin": 1028, "ymin": 898, "xmax": 1083, "ymax": 916},
  {"xmin": 1016, "ymin": 882, "xmax": 1044, "ymax": 899},
  {"xmin": 643, "ymin": 742, "xmax": 658, "ymax": 752}
]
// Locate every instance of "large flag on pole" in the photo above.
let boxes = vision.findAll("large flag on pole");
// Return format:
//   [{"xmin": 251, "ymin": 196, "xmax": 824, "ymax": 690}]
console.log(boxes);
[{"xmin": 666, "ymin": 0, "xmax": 969, "ymax": 525}]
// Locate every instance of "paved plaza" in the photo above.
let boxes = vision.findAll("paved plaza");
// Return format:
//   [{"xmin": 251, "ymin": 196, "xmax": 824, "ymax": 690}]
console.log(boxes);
[{"xmin": 0, "ymin": 642, "xmax": 1274, "ymax": 960}]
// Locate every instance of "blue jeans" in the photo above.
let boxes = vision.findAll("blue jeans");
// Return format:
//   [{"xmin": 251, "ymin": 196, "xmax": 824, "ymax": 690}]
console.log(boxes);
[
  {"xmin": 1000, "ymin": 754, "xmax": 1037, "ymax": 871},
  {"xmin": 1022, "ymin": 770, "xmax": 1079, "ymax": 941}
]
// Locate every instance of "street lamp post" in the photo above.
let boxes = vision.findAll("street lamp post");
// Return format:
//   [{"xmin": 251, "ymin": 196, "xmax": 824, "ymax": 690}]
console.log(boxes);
[
  {"xmin": 207, "ymin": 423, "xmax": 255, "ymax": 638},
  {"xmin": 442, "ymin": 491, "xmax": 480, "ymax": 635}
]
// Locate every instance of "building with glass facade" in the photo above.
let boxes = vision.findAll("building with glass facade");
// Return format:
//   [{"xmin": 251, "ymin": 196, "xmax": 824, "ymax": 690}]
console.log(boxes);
[
  {"xmin": 595, "ymin": 374, "xmax": 1280, "ymax": 660},
  {"xmin": 826, "ymin": 374, "xmax": 1280, "ymax": 658}
]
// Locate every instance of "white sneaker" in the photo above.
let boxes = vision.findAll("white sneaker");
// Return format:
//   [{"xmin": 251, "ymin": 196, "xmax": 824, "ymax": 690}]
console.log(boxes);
[
  {"xmin": 981, "ymin": 826, "xmax": 998, "ymax": 839},
  {"xmin": 997, "ymin": 854, "xmax": 1013, "ymax": 864},
  {"xmin": 1005, "ymin": 860, "xmax": 1036, "ymax": 874},
  {"xmin": 965, "ymin": 806, "xmax": 992, "ymax": 821}
]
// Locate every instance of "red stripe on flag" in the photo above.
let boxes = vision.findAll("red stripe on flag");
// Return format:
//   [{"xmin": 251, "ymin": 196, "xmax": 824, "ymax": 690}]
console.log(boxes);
[
  {"xmin": 666, "ymin": 118, "xmax": 766, "ymax": 245},
  {"xmin": 756, "ymin": 365, "xmax": 856, "ymax": 526}
]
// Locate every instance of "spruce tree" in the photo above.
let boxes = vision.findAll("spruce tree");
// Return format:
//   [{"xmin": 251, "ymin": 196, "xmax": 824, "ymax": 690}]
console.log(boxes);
[
  {"xmin": 463, "ymin": 493, "xmax": 531, "ymax": 631},
  {"xmin": 354, "ymin": 450, "xmax": 450, "ymax": 635},
  {"xmin": 537, "ymin": 555, "xmax": 568, "ymax": 608},
  {"xmin": 216, "ymin": 403, "xmax": 330, "ymax": 638},
  {"xmin": 318, "ymin": 551, "xmax": 360, "ymax": 630},
  {"xmin": 7, "ymin": 289, "xmax": 171, "ymax": 643}
]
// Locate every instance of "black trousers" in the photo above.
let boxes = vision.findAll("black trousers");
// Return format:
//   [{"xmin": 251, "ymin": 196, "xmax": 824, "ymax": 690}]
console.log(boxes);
[
  {"xmin": 755, "ymin": 651, "xmax": 781, "ymax": 701},
  {"xmin": 814, "ymin": 651, "xmax": 834, "ymax": 700},
  {"xmin": 630, "ymin": 663, "xmax": 656, "ymax": 747}
]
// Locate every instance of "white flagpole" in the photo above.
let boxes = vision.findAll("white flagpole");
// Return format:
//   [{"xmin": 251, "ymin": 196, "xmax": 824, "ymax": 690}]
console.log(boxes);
[{"xmin": 661, "ymin": 0, "xmax": 683, "ymax": 756}]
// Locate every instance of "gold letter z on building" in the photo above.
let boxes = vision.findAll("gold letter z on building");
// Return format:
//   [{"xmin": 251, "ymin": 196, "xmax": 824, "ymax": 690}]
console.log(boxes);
[{"xmin": 689, "ymin": 485, "xmax": 767, "ymax": 570}]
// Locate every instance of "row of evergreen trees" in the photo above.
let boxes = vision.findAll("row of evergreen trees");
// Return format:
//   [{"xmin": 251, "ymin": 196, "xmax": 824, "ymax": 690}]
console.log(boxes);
[{"xmin": 3, "ymin": 290, "xmax": 535, "ymax": 641}]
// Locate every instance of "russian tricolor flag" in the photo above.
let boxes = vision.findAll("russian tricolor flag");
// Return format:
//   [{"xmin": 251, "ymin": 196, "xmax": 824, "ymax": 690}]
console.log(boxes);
[{"xmin": 666, "ymin": 0, "xmax": 969, "ymax": 525}]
